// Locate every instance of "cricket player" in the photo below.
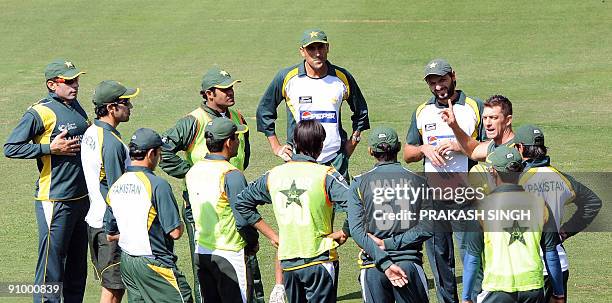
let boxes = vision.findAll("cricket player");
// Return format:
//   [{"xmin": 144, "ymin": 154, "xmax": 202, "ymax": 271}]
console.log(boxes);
[
  {"xmin": 81, "ymin": 80, "xmax": 139, "ymax": 303},
  {"xmin": 106, "ymin": 128, "xmax": 192, "ymax": 303},
  {"xmin": 347, "ymin": 126, "xmax": 432, "ymax": 303},
  {"xmin": 403, "ymin": 58, "xmax": 485, "ymax": 303},
  {"xmin": 4, "ymin": 59, "xmax": 89, "ymax": 303},
  {"xmin": 159, "ymin": 66, "xmax": 263, "ymax": 303},
  {"xmin": 515, "ymin": 124, "xmax": 601, "ymax": 302},
  {"xmin": 236, "ymin": 120, "xmax": 350, "ymax": 303},
  {"xmin": 443, "ymin": 94, "xmax": 516, "ymax": 161},
  {"xmin": 186, "ymin": 117, "xmax": 255, "ymax": 303},
  {"xmin": 462, "ymin": 146, "xmax": 565, "ymax": 303},
  {"xmin": 256, "ymin": 28, "xmax": 370, "ymax": 179}
]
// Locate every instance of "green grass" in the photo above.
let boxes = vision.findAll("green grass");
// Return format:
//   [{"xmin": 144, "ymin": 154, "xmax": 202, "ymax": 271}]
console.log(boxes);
[{"xmin": 1, "ymin": 0, "xmax": 611, "ymax": 302}]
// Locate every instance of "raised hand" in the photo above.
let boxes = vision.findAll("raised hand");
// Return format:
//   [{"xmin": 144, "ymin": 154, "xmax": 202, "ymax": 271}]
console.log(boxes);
[{"xmin": 440, "ymin": 98, "xmax": 459, "ymax": 129}]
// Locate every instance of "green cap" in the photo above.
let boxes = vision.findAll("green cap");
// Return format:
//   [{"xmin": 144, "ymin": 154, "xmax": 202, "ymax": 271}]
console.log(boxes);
[
  {"xmin": 93, "ymin": 80, "xmax": 140, "ymax": 107},
  {"xmin": 204, "ymin": 117, "xmax": 248, "ymax": 141},
  {"xmin": 300, "ymin": 29, "xmax": 328, "ymax": 47},
  {"xmin": 423, "ymin": 58, "xmax": 453, "ymax": 79},
  {"xmin": 44, "ymin": 58, "xmax": 85, "ymax": 80},
  {"xmin": 201, "ymin": 66, "xmax": 241, "ymax": 91},
  {"xmin": 514, "ymin": 124, "xmax": 545, "ymax": 146},
  {"xmin": 368, "ymin": 126, "xmax": 400, "ymax": 153},
  {"xmin": 129, "ymin": 128, "xmax": 169, "ymax": 151},
  {"xmin": 486, "ymin": 146, "xmax": 523, "ymax": 172}
]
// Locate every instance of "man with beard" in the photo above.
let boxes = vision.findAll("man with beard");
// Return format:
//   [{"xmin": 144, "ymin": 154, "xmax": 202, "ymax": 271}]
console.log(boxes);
[
  {"xmin": 81, "ymin": 80, "xmax": 139, "ymax": 303},
  {"xmin": 403, "ymin": 59, "xmax": 485, "ymax": 303}
]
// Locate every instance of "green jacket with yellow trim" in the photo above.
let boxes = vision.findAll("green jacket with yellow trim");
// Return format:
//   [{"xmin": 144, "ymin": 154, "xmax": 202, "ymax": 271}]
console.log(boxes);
[
  {"xmin": 256, "ymin": 60, "xmax": 369, "ymax": 146},
  {"xmin": 4, "ymin": 93, "xmax": 89, "ymax": 201},
  {"xmin": 160, "ymin": 102, "xmax": 250, "ymax": 179}
]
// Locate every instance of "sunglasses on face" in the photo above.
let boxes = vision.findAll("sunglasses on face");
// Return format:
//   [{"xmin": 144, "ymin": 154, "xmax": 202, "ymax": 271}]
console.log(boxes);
[
  {"xmin": 55, "ymin": 78, "xmax": 78, "ymax": 85},
  {"xmin": 113, "ymin": 100, "xmax": 133, "ymax": 108}
]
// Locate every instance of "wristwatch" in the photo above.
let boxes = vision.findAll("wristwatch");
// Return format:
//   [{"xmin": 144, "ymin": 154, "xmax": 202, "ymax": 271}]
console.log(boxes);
[{"xmin": 351, "ymin": 134, "xmax": 361, "ymax": 142}]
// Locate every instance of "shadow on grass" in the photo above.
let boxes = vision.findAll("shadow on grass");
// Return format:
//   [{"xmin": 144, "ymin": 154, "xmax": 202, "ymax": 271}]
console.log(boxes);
[{"xmin": 337, "ymin": 290, "xmax": 362, "ymax": 301}]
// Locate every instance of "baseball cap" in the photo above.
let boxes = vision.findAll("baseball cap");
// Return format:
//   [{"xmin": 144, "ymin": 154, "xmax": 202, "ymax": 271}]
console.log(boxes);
[
  {"xmin": 368, "ymin": 126, "xmax": 400, "ymax": 153},
  {"xmin": 205, "ymin": 117, "xmax": 248, "ymax": 141},
  {"xmin": 45, "ymin": 58, "xmax": 85, "ymax": 80},
  {"xmin": 486, "ymin": 146, "xmax": 523, "ymax": 172},
  {"xmin": 300, "ymin": 29, "xmax": 328, "ymax": 47},
  {"xmin": 93, "ymin": 80, "xmax": 140, "ymax": 107},
  {"xmin": 201, "ymin": 66, "xmax": 241, "ymax": 91},
  {"xmin": 423, "ymin": 58, "xmax": 453, "ymax": 79},
  {"xmin": 514, "ymin": 125, "xmax": 545, "ymax": 146},
  {"xmin": 129, "ymin": 128, "xmax": 169, "ymax": 151}
]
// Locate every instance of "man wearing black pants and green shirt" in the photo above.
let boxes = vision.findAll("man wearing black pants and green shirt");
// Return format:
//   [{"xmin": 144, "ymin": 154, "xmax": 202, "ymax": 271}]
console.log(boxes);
[
  {"xmin": 4, "ymin": 59, "xmax": 89, "ymax": 303},
  {"xmin": 160, "ymin": 67, "xmax": 263, "ymax": 303},
  {"xmin": 461, "ymin": 146, "xmax": 565, "ymax": 303},
  {"xmin": 347, "ymin": 126, "xmax": 432, "ymax": 302},
  {"xmin": 185, "ymin": 117, "xmax": 255, "ymax": 302},
  {"xmin": 236, "ymin": 120, "xmax": 349, "ymax": 303}
]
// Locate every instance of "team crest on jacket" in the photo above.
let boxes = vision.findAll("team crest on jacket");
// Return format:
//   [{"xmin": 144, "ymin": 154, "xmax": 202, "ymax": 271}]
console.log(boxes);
[{"xmin": 280, "ymin": 180, "xmax": 306, "ymax": 208}]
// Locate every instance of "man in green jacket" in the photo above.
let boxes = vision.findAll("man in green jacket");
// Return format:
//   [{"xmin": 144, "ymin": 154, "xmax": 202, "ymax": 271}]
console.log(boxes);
[
  {"xmin": 236, "ymin": 120, "xmax": 349, "ymax": 303},
  {"xmin": 4, "ymin": 59, "xmax": 89, "ymax": 303},
  {"xmin": 159, "ymin": 67, "xmax": 261, "ymax": 303},
  {"xmin": 347, "ymin": 126, "xmax": 432, "ymax": 302}
]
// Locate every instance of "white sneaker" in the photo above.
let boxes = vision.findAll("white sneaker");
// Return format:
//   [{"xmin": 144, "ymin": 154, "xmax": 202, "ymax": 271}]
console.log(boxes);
[{"xmin": 269, "ymin": 284, "xmax": 286, "ymax": 303}]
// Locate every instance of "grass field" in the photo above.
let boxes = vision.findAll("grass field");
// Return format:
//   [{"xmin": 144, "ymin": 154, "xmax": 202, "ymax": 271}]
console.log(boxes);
[{"xmin": 1, "ymin": 0, "xmax": 611, "ymax": 302}]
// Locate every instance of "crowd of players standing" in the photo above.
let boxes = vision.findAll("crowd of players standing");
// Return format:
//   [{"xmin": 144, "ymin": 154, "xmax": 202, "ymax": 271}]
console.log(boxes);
[{"xmin": 4, "ymin": 28, "xmax": 601, "ymax": 303}]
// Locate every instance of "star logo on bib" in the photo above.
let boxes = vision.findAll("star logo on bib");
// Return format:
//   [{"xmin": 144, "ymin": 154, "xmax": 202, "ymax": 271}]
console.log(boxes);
[
  {"xmin": 280, "ymin": 180, "xmax": 306, "ymax": 208},
  {"xmin": 503, "ymin": 220, "xmax": 529, "ymax": 246}
]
